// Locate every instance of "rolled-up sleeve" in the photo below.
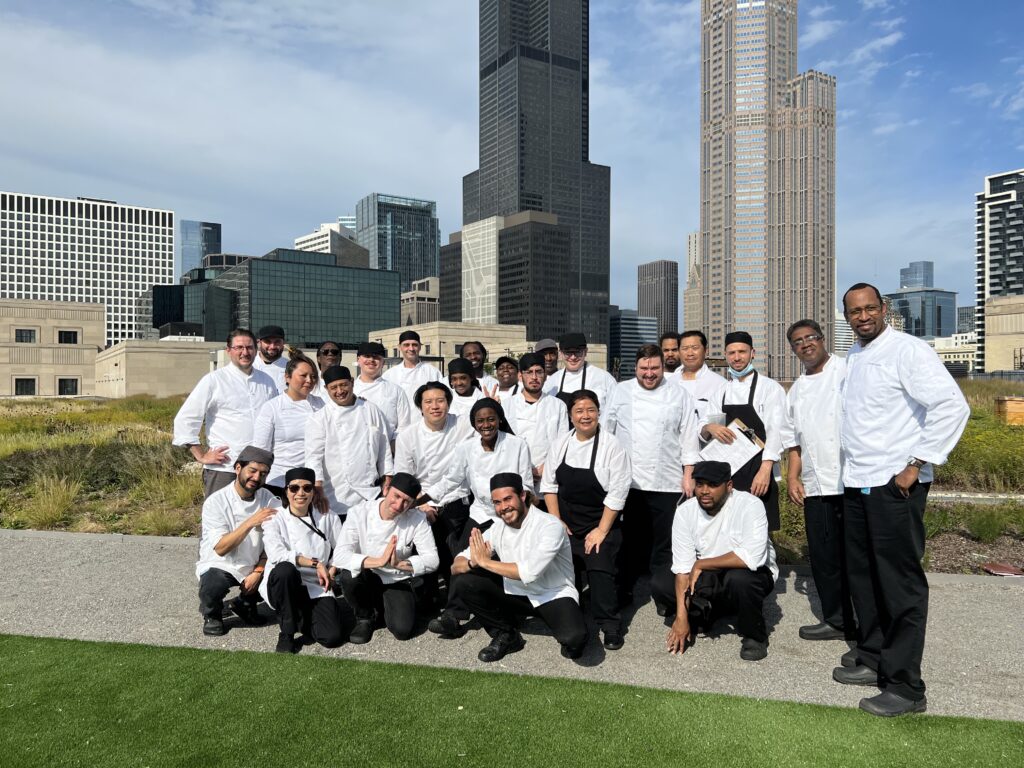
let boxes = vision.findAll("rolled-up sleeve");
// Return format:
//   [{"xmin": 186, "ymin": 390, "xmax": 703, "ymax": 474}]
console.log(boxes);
[
  {"xmin": 262, "ymin": 515, "xmax": 297, "ymax": 566},
  {"xmin": 173, "ymin": 375, "xmax": 213, "ymax": 447},
  {"xmin": 304, "ymin": 410, "xmax": 327, "ymax": 482},
  {"xmin": 407, "ymin": 516, "xmax": 439, "ymax": 576},
  {"xmin": 670, "ymin": 507, "xmax": 697, "ymax": 575},
  {"xmin": 332, "ymin": 514, "xmax": 365, "ymax": 576},
  {"xmin": 601, "ymin": 437, "xmax": 632, "ymax": 511},
  {"xmin": 733, "ymin": 496, "xmax": 770, "ymax": 572}
]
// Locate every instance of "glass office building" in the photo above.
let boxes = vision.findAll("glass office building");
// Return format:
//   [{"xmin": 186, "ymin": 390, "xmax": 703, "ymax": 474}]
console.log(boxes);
[
  {"xmin": 609, "ymin": 305, "xmax": 659, "ymax": 380},
  {"xmin": 900, "ymin": 260, "xmax": 934, "ymax": 289},
  {"xmin": 355, "ymin": 194, "xmax": 439, "ymax": 292},
  {"xmin": 176, "ymin": 220, "xmax": 221, "ymax": 282},
  {"xmin": 885, "ymin": 287, "xmax": 956, "ymax": 339}
]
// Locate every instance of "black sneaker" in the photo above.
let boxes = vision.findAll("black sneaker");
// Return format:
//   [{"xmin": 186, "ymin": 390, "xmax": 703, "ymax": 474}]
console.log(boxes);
[
  {"xmin": 602, "ymin": 630, "xmax": 625, "ymax": 651},
  {"xmin": 859, "ymin": 691, "xmax": 927, "ymax": 717},
  {"xmin": 799, "ymin": 622, "xmax": 845, "ymax": 641},
  {"xmin": 560, "ymin": 643, "xmax": 585, "ymax": 660},
  {"xmin": 477, "ymin": 632, "xmax": 525, "ymax": 663},
  {"xmin": 275, "ymin": 632, "xmax": 299, "ymax": 654},
  {"xmin": 349, "ymin": 619, "xmax": 374, "ymax": 645},
  {"xmin": 202, "ymin": 616, "xmax": 225, "ymax": 636},
  {"xmin": 740, "ymin": 637, "xmax": 768, "ymax": 661},
  {"xmin": 832, "ymin": 664, "xmax": 879, "ymax": 686},
  {"xmin": 229, "ymin": 598, "xmax": 265, "ymax": 626},
  {"xmin": 427, "ymin": 612, "xmax": 465, "ymax": 639}
]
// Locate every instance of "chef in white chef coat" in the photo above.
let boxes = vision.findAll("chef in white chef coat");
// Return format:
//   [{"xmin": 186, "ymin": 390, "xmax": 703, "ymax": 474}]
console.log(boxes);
[
  {"xmin": 671, "ymin": 329, "xmax": 727, "ymax": 422},
  {"xmin": 447, "ymin": 357, "xmax": 485, "ymax": 420},
  {"xmin": 382, "ymin": 329, "xmax": 442, "ymax": 407},
  {"xmin": 353, "ymin": 341, "xmax": 413, "ymax": 443},
  {"xmin": 304, "ymin": 365, "xmax": 392, "ymax": 517},
  {"xmin": 252, "ymin": 324, "xmax": 289, "ymax": 394},
  {"xmin": 460, "ymin": 340, "xmax": 499, "ymax": 393},
  {"xmin": 545, "ymin": 332, "xmax": 617, "ymax": 416}
]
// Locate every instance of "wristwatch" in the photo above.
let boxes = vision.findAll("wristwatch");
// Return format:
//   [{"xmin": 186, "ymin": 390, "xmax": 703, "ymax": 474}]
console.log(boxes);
[{"xmin": 907, "ymin": 457, "xmax": 926, "ymax": 469}]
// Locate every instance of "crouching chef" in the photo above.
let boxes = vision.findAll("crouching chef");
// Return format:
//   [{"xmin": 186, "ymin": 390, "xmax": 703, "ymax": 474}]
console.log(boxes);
[
  {"xmin": 449, "ymin": 473, "xmax": 588, "ymax": 663},
  {"xmin": 195, "ymin": 445, "xmax": 280, "ymax": 637}
]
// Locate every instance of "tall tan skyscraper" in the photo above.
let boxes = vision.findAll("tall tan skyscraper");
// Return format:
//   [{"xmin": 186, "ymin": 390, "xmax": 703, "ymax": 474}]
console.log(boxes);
[
  {"xmin": 699, "ymin": 0, "xmax": 835, "ymax": 381},
  {"xmin": 638, "ymin": 259, "xmax": 679, "ymax": 336},
  {"xmin": 683, "ymin": 231, "xmax": 702, "ymax": 331}
]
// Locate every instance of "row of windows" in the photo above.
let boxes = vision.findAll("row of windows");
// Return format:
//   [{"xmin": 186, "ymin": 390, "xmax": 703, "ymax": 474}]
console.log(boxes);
[
  {"xmin": 12, "ymin": 377, "xmax": 80, "ymax": 396},
  {"xmin": 12, "ymin": 329, "xmax": 79, "ymax": 344},
  {"xmin": 0, "ymin": 194, "xmax": 171, "ymax": 226}
]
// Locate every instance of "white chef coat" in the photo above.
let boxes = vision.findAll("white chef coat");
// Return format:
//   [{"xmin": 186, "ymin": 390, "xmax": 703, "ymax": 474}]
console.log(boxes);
[
  {"xmin": 173, "ymin": 364, "xmax": 278, "ymax": 473},
  {"xmin": 605, "ymin": 379, "xmax": 701, "ymax": 492},
  {"xmin": 383, "ymin": 360, "xmax": 443, "ymax": 407},
  {"xmin": 354, "ymin": 376, "xmax": 413, "ymax": 441},
  {"xmin": 477, "ymin": 373, "xmax": 500, "ymax": 394},
  {"xmin": 333, "ymin": 497, "xmax": 439, "ymax": 584},
  {"xmin": 701, "ymin": 371, "xmax": 787, "ymax": 463},
  {"xmin": 540, "ymin": 429, "xmax": 633, "ymax": 511},
  {"xmin": 304, "ymin": 398, "xmax": 393, "ymax": 515},
  {"xmin": 195, "ymin": 484, "xmax": 281, "ymax": 581},
  {"xmin": 259, "ymin": 507, "xmax": 344, "ymax": 606},
  {"xmin": 502, "ymin": 391, "xmax": 570, "ymax": 485},
  {"xmin": 841, "ymin": 326, "xmax": 969, "ymax": 488},
  {"xmin": 427, "ymin": 431, "xmax": 533, "ymax": 523},
  {"xmin": 252, "ymin": 394, "xmax": 326, "ymax": 487},
  {"xmin": 544, "ymin": 363, "xmax": 618, "ymax": 410},
  {"xmin": 449, "ymin": 387, "xmax": 485, "ymax": 421},
  {"xmin": 394, "ymin": 414, "xmax": 473, "ymax": 505},
  {"xmin": 495, "ymin": 383, "xmax": 520, "ymax": 404},
  {"xmin": 457, "ymin": 508, "xmax": 578, "ymax": 607},
  {"xmin": 781, "ymin": 355, "xmax": 845, "ymax": 497},
  {"xmin": 672, "ymin": 364, "xmax": 728, "ymax": 421},
  {"xmin": 253, "ymin": 355, "xmax": 288, "ymax": 394},
  {"xmin": 671, "ymin": 490, "xmax": 778, "ymax": 580}
]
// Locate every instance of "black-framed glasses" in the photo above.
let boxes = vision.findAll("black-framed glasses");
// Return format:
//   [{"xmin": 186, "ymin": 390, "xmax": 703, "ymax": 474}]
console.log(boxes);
[
  {"xmin": 287, "ymin": 483, "xmax": 314, "ymax": 493},
  {"xmin": 789, "ymin": 333, "xmax": 823, "ymax": 348},
  {"xmin": 319, "ymin": 348, "xmax": 340, "ymax": 356}
]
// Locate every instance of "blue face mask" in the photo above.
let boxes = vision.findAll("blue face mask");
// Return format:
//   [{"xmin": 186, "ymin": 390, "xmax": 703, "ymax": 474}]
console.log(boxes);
[{"xmin": 728, "ymin": 363, "xmax": 755, "ymax": 379}]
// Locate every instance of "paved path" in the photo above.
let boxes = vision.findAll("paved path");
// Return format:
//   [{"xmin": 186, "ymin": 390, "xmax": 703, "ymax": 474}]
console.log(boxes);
[{"xmin": 2, "ymin": 529, "xmax": 1022, "ymax": 721}]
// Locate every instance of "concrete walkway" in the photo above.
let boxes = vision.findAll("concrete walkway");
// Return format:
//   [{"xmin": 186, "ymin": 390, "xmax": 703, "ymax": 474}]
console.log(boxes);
[{"xmin": 2, "ymin": 529, "xmax": 1022, "ymax": 721}]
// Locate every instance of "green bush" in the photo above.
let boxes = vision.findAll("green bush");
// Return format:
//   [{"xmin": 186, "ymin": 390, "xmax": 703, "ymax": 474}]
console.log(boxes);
[
  {"xmin": 964, "ymin": 507, "xmax": 1010, "ymax": 543},
  {"xmin": 17, "ymin": 473, "xmax": 83, "ymax": 530}
]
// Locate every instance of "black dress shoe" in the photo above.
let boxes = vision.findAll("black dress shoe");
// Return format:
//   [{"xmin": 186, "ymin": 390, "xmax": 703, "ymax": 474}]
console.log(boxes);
[
  {"xmin": 561, "ymin": 643, "xmax": 585, "ymax": 659},
  {"xmin": 349, "ymin": 619, "xmax": 374, "ymax": 645},
  {"xmin": 740, "ymin": 637, "xmax": 768, "ymax": 661},
  {"xmin": 832, "ymin": 664, "xmax": 879, "ymax": 686},
  {"xmin": 841, "ymin": 647, "xmax": 859, "ymax": 668},
  {"xmin": 202, "ymin": 616, "xmax": 225, "ymax": 636},
  {"xmin": 478, "ymin": 633, "xmax": 525, "ymax": 663},
  {"xmin": 427, "ymin": 612, "xmax": 465, "ymax": 638},
  {"xmin": 859, "ymin": 691, "xmax": 927, "ymax": 717},
  {"xmin": 275, "ymin": 632, "xmax": 299, "ymax": 654},
  {"xmin": 655, "ymin": 604, "xmax": 670, "ymax": 617},
  {"xmin": 603, "ymin": 630, "xmax": 625, "ymax": 651},
  {"xmin": 799, "ymin": 622, "xmax": 845, "ymax": 641},
  {"xmin": 229, "ymin": 598, "xmax": 265, "ymax": 626}
]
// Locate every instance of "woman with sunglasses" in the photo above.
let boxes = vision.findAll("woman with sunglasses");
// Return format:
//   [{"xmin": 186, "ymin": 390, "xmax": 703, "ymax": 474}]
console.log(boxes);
[
  {"xmin": 310, "ymin": 341, "xmax": 343, "ymax": 398},
  {"xmin": 253, "ymin": 351, "xmax": 325, "ymax": 497},
  {"xmin": 259, "ymin": 467, "xmax": 346, "ymax": 653}
]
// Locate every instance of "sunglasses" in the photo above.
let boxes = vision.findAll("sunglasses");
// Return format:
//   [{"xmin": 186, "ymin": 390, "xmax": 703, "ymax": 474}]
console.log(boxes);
[
  {"xmin": 319, "ymin": 349, "xmax": 341, "ymax": 356},
  {"xmin": 287, "ymin": 483, "xmax": 314, "ymax": 493}
]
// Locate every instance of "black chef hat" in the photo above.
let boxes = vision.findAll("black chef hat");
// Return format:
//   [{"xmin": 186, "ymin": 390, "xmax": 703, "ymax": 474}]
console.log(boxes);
[
  {"xmin": 236, "ymin": 445, "xmax": 274, "ymax": 468},
  {"xmin": 692, "ymin": 461, "xmax": 733, "ymax": 485},
  {"xmin": 490, "ymin": 472, "xmax": 524, "ymax": 494},
  {"xmin": 559, "ymin": 332, "xmax": 587, "ymax": 349},
  {"xmin": 357, "ymin": 341, "xmax": 387, "ymax": 358},
  {"xmin": 470, "ymin": 397, "xmax": 514, "ymax": 435},
  {"xmin": 724, "ymin": 331, "xmax": 753, "ymax": 348},
  {"xmin": 448, "ymin": 358, "xmax": 474, "ymax": 377},
  {"xmin": 284, "ymin": 467, "xmax": 316, "ymax": 485},
  {"xmin": 494, "ymin": 355, "xmax": 517, "ymax": 369},
  {"xmin": 399, "ymin": 330, "xmax": 421, "ymax": 344},
  {"xmin": 257, "ymin": 325, "xmax": 285, "ymax": 340},
  {"xmin": 389, "ymin": 472, "xmax": 422, "ymax": 500},
  {"xmin": 322, "ymin": 365, "xmax": 352, "ymax": 384},
  {"xmin": 518, "ymin": 352, "xmax": 543, "ymax": 372}
]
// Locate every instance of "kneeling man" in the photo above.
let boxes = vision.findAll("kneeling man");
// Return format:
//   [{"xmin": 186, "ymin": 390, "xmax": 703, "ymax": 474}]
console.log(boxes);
[
  {"xmin": 451, "ymin": 473, "xmax": 587, "ymax": 662},
  {"xmin": 334, "ymin": 472, "xmax": 439, "ymax": 644},
  {"xmin": 195, "ymin": 446, "xmax": 280, "ymax": 636},
  {"xmin": 654, "ymin": 460, "xmax": 777, "ymax": 661}
]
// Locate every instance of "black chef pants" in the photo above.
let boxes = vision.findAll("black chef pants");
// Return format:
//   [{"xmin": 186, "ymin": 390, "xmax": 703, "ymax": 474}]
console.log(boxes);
[
  {"xmin": 434, "ymin": 499, "xmax": 472, "ymax": 578},
  {"xmin": 804, "ymin": 494, "xmax": 856, "ymax": 636},
  {"xmin": 844, "ymin": 479, "xmax": 930, "ymax": 702},
  {"xmin": 202, "ymin": 469, "xmax": 236, "ymax": 500},
  {"xmin": 650, "ymin": 566, "xmax": 775, "ymax": 643},
  {"xmin": 337, "ymin": 569, "xmax": 418, "ymax": 641},
  {"xmin": 570, "ymin": 530, "xmax": 622, "ymax": 633},
  {"xmin": 619, "ymin": 489, "xmax": 678, "ymax": 608},
  {"xmin": 198, "ymin": 567, "xmax": 258, "ymax": 619},
  {"xmin": 442, "ymin": 518, "xmax": 494, "ymax": 619},
  {"xmin": 453, "ymin": 569, "xmax": 587, "ymax": 654},
  {"xmin": 266, "ymin": 562, "xmax": 344, "ymax": 647}
]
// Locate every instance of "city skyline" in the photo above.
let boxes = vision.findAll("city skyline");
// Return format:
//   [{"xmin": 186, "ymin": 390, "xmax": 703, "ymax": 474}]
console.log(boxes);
[{"xmin": 1, "ymin": 1, "xmax": 1021, "ymax": 319}]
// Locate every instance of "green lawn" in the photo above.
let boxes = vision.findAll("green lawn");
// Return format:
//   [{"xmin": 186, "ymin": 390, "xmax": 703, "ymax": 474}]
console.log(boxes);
[{"xmin": 1, "ymin": 635, "xmax": 1021, "ymax": 767}]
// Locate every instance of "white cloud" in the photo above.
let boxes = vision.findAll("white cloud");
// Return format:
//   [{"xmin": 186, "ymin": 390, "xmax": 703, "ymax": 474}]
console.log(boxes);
[
  {"xmin": 952, "ymin": 82, "xmax": 995, "ymax": 100},
  {"xmin": 873, "ymin": 16, "xmax": 905, "ymax": 32},
  {"xmin": 850, "ymin": 31, "xmax": 904, "ymax": 64},
  {"xmin": 801, "ymin": 20, "xmax": 845, "ymax": 48},
  {"xmin": 872, "ymin": 118, "xmax": 921, "ymax": 136},
  {"xmin": 809, "ymin": 4, "xmax": 835, "ymax": 19},
  {"xmin": 860, "ymin": 0, "xmax": 892, "ymax": 10}
]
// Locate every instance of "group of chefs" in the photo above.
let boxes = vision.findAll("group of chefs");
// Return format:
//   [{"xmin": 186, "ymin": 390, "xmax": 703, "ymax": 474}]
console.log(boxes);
[{"xmin": 173, "ymin": 280, "xmax": 969, "ymax": 718}]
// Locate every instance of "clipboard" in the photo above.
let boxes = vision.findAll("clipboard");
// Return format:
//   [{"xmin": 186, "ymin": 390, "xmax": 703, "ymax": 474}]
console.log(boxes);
[{"xmin": 698, "ymin": 418, "xmax": 765, "ymax": 475}]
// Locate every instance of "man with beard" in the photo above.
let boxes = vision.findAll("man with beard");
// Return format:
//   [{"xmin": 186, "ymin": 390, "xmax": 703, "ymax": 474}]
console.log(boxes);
[
  {"xmin": 605, "ymin": 344, "xmax": 700, "ymax": 613},
  {"xmin": 174, "ymin": 328, "xmax": 278, "ymax": 498},
  {"xmin": 660, "ymin": 332, "xmax": 682, "ymax": 374},
  {"xmin": 534, "ymin": 338, "xmax": 560, "ymax": 377},
  {"xmin": 836, "ymin": 282, "xmax": 968, "ymax": 717},
  {"xmin": 451, "ymin": 473, "xmax": 586, "ymax": 662},
  {"xmin": 460, "ymin": 340, "xmax": 499, "ymax": 393},
  {"xmin": 383, "ymin": 330, "xmax": 442, "ymax": 407},
  {"xmin": 195, "ymin": 445, "xmax": 280, "ymax": 637},
  {"xmin": 253, "ymin": 325, "xmax": 288, "ymax": 394},
  {"xmin": 658, "ymin": 460, "xmax": 777, "ymax": 661}
]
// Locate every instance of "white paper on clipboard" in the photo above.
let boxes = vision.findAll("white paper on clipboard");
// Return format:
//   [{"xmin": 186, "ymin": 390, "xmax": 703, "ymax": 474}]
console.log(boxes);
[{"xmin": 698, "ymin": 418, "xmax": 764, "ymax": 476}]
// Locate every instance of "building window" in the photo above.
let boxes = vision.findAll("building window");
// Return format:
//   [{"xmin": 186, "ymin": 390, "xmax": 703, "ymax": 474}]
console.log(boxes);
[
  {"xmin": 14, "ymin": 378, "xmax": 36, "ymax": 396},
  {"xmin": 15, "ymin": 328, "xmax": 36, "ymax": 343},
  {"xmin": 58, "ymin": 378, "xmax": 79, "ymax": 396},
  {"xmin": 58, "ymin": 330, "xmax": 79, "ymax": 344}
]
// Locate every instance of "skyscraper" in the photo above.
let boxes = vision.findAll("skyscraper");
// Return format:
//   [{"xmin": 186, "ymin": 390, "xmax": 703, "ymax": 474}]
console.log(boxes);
[
  {"xmin": 957, "ymin": 305, "xmax": 975, "ymax": 335},
  {"xmin": 355, "ymin": 193, "xmax": 440, "ymax": 292},
  {"xmin": 638, "ymin": 259, "xmax": 679, "ymax": 336},
  {"xmin": 683, "ymin": 231, "xmax": 702, "ymax": 331},
  {"xmin": 900, "ymin": 260, "xmax": 934, "ymax": 289},
  {"xmin": 884, "ymin": 286, "xmax": 956, "ymax": 339},
  {"xmin": 176, "ymin": 220, "xmax": 221, "ymax": 283},
  {"xmin": 699, "ymin": 0, "xmax": 836, "ymax": 381},
  {"xmin": 609, "ymin": 305, "xmax": 659, "ymax": 380},
  {"xmin": 976, "ymin": 169, "xmax": 1024, "ymax": 372},
  {"xmin": 460, "ymin": 0, "xmax": 611, "ymax": 343}
]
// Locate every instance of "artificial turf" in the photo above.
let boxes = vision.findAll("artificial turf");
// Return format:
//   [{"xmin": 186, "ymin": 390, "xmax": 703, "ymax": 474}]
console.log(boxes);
[{"xmin": 1, "ymin": 634, "xmax": 1021, "ymax": 767}]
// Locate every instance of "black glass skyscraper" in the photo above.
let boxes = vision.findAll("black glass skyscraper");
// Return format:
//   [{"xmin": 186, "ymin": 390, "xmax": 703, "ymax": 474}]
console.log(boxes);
[{"xmin": 462, "ymin": 0, "xmax": 610, "ymax": 343}]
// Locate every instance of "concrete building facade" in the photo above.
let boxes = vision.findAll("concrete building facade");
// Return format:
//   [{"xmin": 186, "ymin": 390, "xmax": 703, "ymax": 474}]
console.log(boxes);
[
  {"xmin": 983, "ymin": 295, "xmax": 1024, "ymax": 372},
  {"xmin": 95, "ymin": 340, "xmax": 222, "ymax": 399},
  {"xmin": 0, "ymin": 299, "xmax": 104, "ymax": 397},
  {"xmin": 609, "ymin": 305, "xmax": 659, "ymax": 380},
  {"xmin": 401, "ymin": 277, "xmax": 440, "ymax": 326},
  {"xmin": 294, "ymin": 222, "xmax": 370, "ymax": 269},
  {"xmin": 683, "ymin": 231, "xmax": 702, "ymax": 332}
]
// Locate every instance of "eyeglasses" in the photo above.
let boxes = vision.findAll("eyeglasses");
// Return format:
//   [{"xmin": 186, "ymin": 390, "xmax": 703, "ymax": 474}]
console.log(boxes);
[
  {"xmin": 287, "ymin": 483, "xmax": 314, "ymax": 493},
  {"xmin": 319, "ymin": 349, "xmax": 340, "ymax": 356},
  {"xmin": 846, "ymin": 305, "xmax": 884, "ymax": 318},
  {"xmin": 229, "ymin": 345, "xmax": 255, "ymax": 352},
  {"xmin": 562, "ymin": 349, "xmax": 585, "ymax": 358},
  {"xmin": 789, "ymin": 333, "xmax": 823, "ymax": 348}
]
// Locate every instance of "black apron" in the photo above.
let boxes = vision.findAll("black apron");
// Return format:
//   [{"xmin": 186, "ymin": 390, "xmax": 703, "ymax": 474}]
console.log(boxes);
[
  {"xmin": 556, "ymin": 364, "xmax": 586, "ymax": 426},
  {"xmin": 554, "ymin": 429, "xmax": 619, "ymax": 571},
  {"xmin": 721, "ymin": 371, "xmax": 780, "ymax": 531}
]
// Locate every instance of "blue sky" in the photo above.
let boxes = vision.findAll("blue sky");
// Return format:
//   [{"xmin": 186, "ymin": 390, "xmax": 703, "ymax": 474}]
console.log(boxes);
[{"xmin": 1, "ymin": 0, "xmax": 1021, "ymax": 314}]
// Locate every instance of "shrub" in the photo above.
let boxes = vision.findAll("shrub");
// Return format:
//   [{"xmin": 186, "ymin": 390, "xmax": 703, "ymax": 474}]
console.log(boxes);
[
  {"xmin": 924, "ymin": 506, "xmax": 954, "ymax": 539},
  {"xmin": 964, "ymin": 507, "xmax": 1010, "ymax": 543},
  {"xmin": 132, "ymin": 507, "xmax": 196, "ymax": 537},
  {"xmin": 19, "ymin": 473, "xmax": 83, "ymax": 530}
]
